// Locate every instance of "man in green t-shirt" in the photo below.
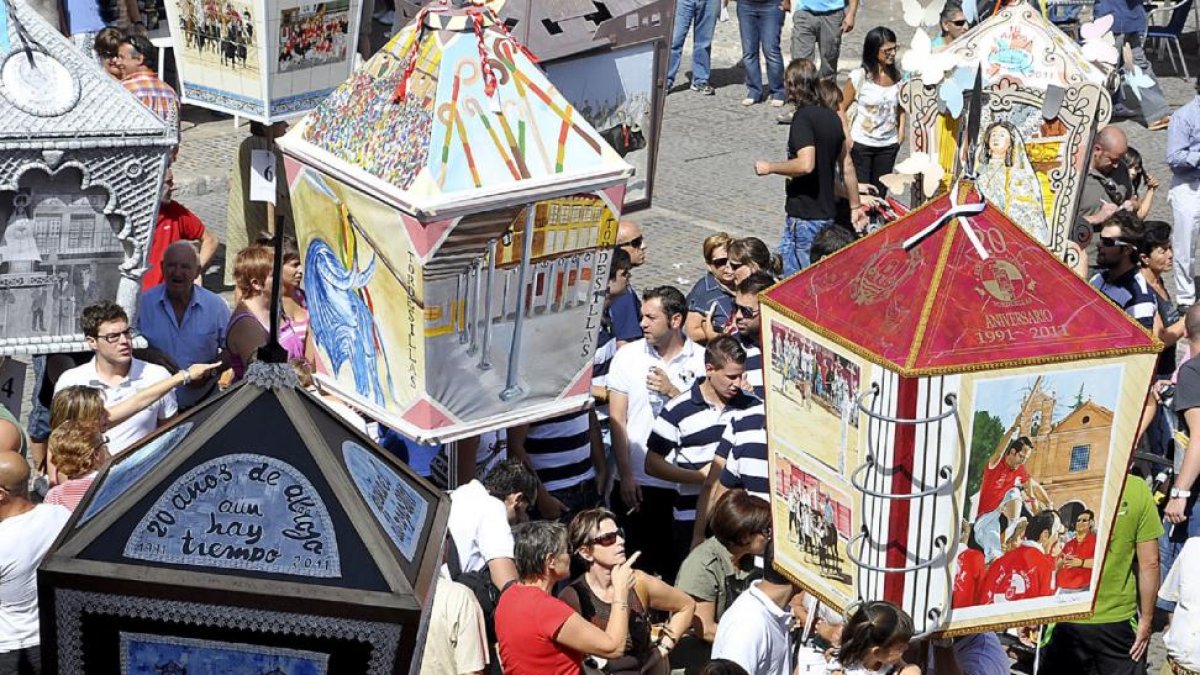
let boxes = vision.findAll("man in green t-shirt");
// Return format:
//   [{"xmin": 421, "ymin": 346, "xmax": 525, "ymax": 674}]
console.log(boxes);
[{"xmin": 1037, "ymin": 475, "xmax": 1163, "ymax": 675}]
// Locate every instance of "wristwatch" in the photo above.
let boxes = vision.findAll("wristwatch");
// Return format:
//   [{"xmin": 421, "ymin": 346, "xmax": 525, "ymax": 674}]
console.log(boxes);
[{"xmin": 1171, "ymin": 488, "xmax": 1192, "ymax": 499}]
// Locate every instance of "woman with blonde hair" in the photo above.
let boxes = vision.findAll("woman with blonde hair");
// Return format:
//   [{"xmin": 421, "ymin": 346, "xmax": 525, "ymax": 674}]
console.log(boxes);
[
  {"xmin": 685, "ymin": 232, "xmax": 737, "ymax": 343},
  {"xmin": 227, "ymin": 244, "xmax": 307, "ymax": 382},
  {"xmin": 561, "ymin": 508, "xmax": 695, "ymax": 674},
  {"xmin": 44, "ymin": 420, "xmax": 109, "ymax": 511}
]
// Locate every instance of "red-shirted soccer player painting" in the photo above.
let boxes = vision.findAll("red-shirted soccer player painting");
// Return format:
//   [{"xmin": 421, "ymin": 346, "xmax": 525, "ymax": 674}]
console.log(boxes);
[{"xmin": 954, "ymin": 364, "xmax": 1121, "ymax": 611}]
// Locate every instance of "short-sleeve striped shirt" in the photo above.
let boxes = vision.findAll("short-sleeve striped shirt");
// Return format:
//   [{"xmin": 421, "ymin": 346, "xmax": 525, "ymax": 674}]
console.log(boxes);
[
  {"xmin": 593, "ymin": 322, "xmax": 617, "ymax": 421},
  {"xmin": 718, "ymin": 403, "xmax": 769, "ymax": 502},
  {"xmin": 524, "ymin": 410, "xmax": 596, "ymax": 492},
  {"xmin": 1089, "ymin": 268, "xmax": 1156, "ymax": 330},
  {"xmin": 646, "ymin": 379, "xmax": 760, "ymax": 520}
]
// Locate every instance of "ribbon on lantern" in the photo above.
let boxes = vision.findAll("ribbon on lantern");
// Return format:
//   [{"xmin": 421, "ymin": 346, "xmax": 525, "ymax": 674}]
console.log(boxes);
[{"xmin": 901, "ymin": 185, "xmax": 989, "ymax": 260}]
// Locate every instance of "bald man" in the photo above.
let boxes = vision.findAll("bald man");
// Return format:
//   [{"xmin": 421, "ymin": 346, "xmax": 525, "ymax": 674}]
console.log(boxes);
[
  {"xmin": 0, "ymin": 450, "xmax": 70, "ymax": 674},
  {"xmin": 136, "ymin": 242, "xmax": 230, "ymax": 409},
  {"xmin": 1075, "ymin": 126, "xmax": 1134, "ymax": 273},
  {"xmin": 609, "ymin": 220, "xmax": 648, "ymax": 346}
]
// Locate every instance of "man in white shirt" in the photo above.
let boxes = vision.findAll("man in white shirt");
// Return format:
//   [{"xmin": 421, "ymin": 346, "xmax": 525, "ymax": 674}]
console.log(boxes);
[
  {"xmin": 711, "ymin": 552, "xmax": 798, "ymax": 675},
  {"xmin": 606, "ymin": 285, "xmax": 704, "ymax": 579},
  {"xmin": 55, "ymin": 301, "xmax": 177, "ymax": 454},
  {"xmin": 445, "ymin": 460, "xmax": 538, "ymax": 592},
  {"xmin": 0, "ymin": 450, "xmax": 71, "ymax": 674}
]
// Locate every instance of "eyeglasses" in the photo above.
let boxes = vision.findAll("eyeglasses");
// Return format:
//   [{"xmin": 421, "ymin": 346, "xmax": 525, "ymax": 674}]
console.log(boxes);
[
  {"xmin": 589, "ymin": 528, "xmax": 625, "ymax": 547},
  {"xmin": 710, "ymin": 256, "xmax": 731, "ymax": 268},
  {"xmin": 93, "ymin": 329, "xmax": 133, "ymax": 344},
  {"xmin": 735, "ymin": 303, "xmax": 760, "ymax": 318},
  {"xmin": 729, "ymin": 261, "xmax": 746, "ymax": 271},
  {"xmin": 949, "ymin": 18, "xmax": 968, "ymax": 26},
  {"xmin": 1099, "ymin": 236, "xmax": 1133, "ymax": 249},
  {"xmin": 618, "ymin": 236, "xmax": 644, "ymax": 250}
]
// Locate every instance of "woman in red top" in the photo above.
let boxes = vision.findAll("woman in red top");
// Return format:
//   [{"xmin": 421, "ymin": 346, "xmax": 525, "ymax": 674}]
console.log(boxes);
[{"xmin": 495, "ymin": 520, "xmax": 640, "ymax": 675}]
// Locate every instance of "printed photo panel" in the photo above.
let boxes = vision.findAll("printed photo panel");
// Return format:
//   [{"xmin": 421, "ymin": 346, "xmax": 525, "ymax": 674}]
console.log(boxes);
[
  {"xmin": 266, "ymin": 0, "xmax": 361, "ymax": 119},
  {"xmin": 163, "ymin": 0, "xmax": 268, "ymax": 117},
  {"xmin": 942, "ymin": 354, "xmax": 1154, "ymax": 633}
]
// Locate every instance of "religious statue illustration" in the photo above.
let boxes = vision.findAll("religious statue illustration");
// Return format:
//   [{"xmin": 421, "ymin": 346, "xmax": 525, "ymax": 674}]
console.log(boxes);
[
  {"xmin": 305, "ymin": 236, "xmax": 393, "ymax": 407},
  {"xmin": 974, "ymin": 121, "xmax": 1050, "ymax": 245},
  {"xmin": 0, "ymin": 195, "xmax": 42, "ymax": 273}
]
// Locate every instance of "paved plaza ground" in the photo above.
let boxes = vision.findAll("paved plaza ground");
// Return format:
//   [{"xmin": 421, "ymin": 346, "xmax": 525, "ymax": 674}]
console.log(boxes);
[{"xmin": 19, "ymin": 1, "xmax": 1200, "ymax": 669}]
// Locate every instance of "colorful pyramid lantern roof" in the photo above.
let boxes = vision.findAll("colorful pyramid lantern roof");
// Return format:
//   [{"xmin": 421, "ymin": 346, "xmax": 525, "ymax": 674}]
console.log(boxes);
[
  {"xmin": 279, "ymin": 0, "xmax": 632, "ymax": 220},
  {"xmin": 762, "ymin": 189, "xmax": 1159, "ymax": 377}
]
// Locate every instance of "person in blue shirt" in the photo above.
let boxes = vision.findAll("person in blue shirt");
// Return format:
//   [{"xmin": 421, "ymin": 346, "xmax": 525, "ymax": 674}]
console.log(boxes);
[{"xmin": 135, "ymin": 242, "xmax": 230, "ymax": 410}]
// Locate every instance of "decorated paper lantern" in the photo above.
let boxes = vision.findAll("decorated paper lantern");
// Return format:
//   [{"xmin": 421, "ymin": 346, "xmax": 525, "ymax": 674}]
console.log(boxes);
[
  {"xmin": 760, "ymin": 187, "xmax": 1157, "ymax": 635},
  {"xmin": 158, "ymin": 0, "xmax": 362, "ymax": 121},
  {"xmin": 277, "ymin": 0, "xmax": 632, "ymax": 443},
  {"xmin": 0, "ymin": 0, "xmax": 175, "ymax": 354},
  {"xmin": 900, "ymin": 2, "xmax": 1113, "ymax": 268},
  {"xmin": 39, "ymin": 366, "xmax": 448, "ymax": 674}
]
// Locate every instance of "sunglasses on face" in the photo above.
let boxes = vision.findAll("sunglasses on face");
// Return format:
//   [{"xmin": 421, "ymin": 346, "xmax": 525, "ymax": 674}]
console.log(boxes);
[
  {"xmin": 949, "ymin": 18, "xmax": 968, "ymax": 26},
  {"xmin": 618, "ymin": 236, "xmax": 644, "ymax": 250},
  {"xmin": 590, "ymin": 527, "xmax": 625, "ymax": 547},
  {"xmin": 93, "ymin": 329, "xmax": 133, "ymax": 344},
  {"xmin": 1099, "ymin": 236, "xmax": 1133, "ymax": 249},
  {"xmin": 735, "ymin": 303, "xmax": 760, "ymax": 318},
  {"xmin": 729, "ymin": 261, "xmax": 747, "ymax": 271},
  {"xmin": 710, "ymin": 256, "xmax": 731, "ymax": 268}
]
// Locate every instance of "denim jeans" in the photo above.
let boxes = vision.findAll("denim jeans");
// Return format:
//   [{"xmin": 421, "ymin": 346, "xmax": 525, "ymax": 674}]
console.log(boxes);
[
  {"xmin": 737, "ymin": 1, "xmax": 785, "ymax": 101},
  {"xmin": 780, "ymin": 216, "xmax": 833, "ymax": 276},
  {"xmin": 667, "ymin": 0, "xmax": 721, "ymax": 87}
]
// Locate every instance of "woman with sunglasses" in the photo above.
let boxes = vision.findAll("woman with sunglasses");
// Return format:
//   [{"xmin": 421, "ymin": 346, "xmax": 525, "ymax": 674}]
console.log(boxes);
[
  {"xmin": 841, "ymin": 27, "xmax": 904, "ymax": 198},
  {"xmin": 673, "ymin": 489, "xmax": 771, "ymax": 667},
  {"xmin": 686, "ymin": 233, "xmax": 738, "ymax": 344},
  {"xmin": 560, "ymin": 508, "xmax": 695, "ymax": 675},
  {"xmin": 496, "ymin": 520, "xmax": 641, "ymax": 675},
  {"xmin": 727, "ymin": 238, "xmax": 782, "ymax": 284}
]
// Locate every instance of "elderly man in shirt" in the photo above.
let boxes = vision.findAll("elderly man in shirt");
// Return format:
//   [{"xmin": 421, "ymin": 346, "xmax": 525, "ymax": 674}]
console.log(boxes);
[{"xmin": 137, "ymin": 242, "xmax": 230, "ymax": 410}]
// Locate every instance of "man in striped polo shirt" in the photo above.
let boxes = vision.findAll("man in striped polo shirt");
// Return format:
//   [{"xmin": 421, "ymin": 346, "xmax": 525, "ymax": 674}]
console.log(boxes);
[
  {"xmin": 693, "ymin": 402, "xmax": 769, "ymax": 548},
  {"xmin": 646, "ymin": 335, "xmax": 760, "ymax": 576},
  {"xmin": 1090, "ymin": 215, "xmax": 1160, "ymax": 440},
  {"xmin": 734, "ymin": 271, "xmax": 774, "ymax": 399},
  {"xmin": 508, "ymin": 411, "xmax": 604, "ymax": 522}
]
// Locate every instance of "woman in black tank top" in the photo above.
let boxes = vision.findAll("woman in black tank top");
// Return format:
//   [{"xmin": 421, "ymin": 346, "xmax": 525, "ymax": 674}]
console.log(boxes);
[{"xmin": 560, "ymin": 508, "xmax": 697, "ymax": 675}]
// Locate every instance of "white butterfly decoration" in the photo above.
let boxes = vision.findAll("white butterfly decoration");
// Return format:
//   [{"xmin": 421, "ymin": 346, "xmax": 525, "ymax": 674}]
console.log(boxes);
[
  {"xmin": 902, "ymin": 29, "xmax": 959, "ymax": 85},
  {"xmin": 1121, "ymin": 42, "xmax": 1154, "ymax": 100},
  {"xmin": 902, "ymin": 0, "xmax": 946, "ymax": 27},
  {"xmin": 939, "ymin": 65, "xmax": 976, "ymax": 118},
  {"xmin": 1080, "ymin": 14, "xmax": 1119, "ymax": 65},
  {"xmin": 879, "ymin": 152, "xmax": 946, "ymax": 198}
]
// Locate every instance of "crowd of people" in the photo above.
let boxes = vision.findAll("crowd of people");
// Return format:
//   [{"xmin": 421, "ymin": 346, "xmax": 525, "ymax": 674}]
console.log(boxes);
[{"xmin": 3, "ymin": 0, "xmax": 1200, "ymax": 674}]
